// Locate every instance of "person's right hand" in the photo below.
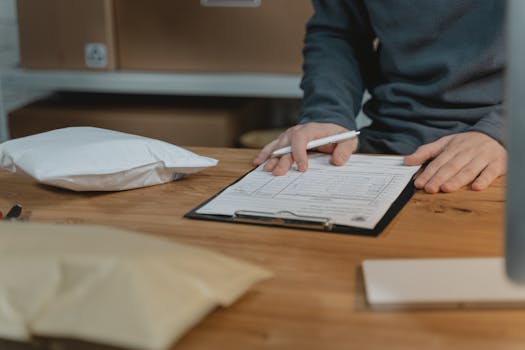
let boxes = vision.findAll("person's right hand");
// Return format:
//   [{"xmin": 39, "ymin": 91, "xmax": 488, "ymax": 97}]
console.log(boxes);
[{"xmin": 252, "ymin": 122, "xmax": 359, "ymax": 176}]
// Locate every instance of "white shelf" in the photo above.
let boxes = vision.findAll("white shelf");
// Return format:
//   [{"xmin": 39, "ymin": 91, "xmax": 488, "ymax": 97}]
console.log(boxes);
[
  {"xmin": 0, "ymin": 68, "xmax": 303, "ymax": 141},
  {"xmin": 1, "ymin": 69, "xmax": 302, "ymax": 97}
]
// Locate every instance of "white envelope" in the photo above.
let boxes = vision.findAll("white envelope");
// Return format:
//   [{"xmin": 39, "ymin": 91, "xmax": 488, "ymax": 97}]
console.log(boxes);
[{"xmin": 0, "ymin": 127, "xmax": 218, "ymax": 191}]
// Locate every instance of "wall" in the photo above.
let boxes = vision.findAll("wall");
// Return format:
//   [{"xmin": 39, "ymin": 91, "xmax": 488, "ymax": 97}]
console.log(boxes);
[
  {"xmin": 0, "ymin": 0, "xmax": 20, "ymax": 108},
  {"xmin": 0, "ymin": 0, "xmax": 47, "ymax": 115}
]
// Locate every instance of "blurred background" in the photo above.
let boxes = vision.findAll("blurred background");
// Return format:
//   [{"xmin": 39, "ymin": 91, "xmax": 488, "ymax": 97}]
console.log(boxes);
[{"xmin": 0, "ymin": 0, "xmax": 370, "ymax": 147}]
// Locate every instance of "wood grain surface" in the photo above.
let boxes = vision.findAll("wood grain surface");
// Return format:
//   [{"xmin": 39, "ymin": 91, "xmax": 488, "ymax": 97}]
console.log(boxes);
[{"xmin": 0, "ymin": 147, "xmax": 521, "ymax": 350}]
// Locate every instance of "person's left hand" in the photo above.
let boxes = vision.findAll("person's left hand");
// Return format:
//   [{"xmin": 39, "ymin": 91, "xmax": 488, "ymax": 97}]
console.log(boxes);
[{"xmin": 404, "ymin": 131, "xmax": 507, "ymax": 193}]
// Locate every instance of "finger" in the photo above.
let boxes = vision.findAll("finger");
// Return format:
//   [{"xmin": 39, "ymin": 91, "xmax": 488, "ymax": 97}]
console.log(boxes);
[
  {"xmin": 263, "ymin": 157, "xmax": 280, "ymax": 172},
  {"xmin": 413, "ymin": 149, "xmax": 458, "ymax": 189},
  {"xmin": 440, "ymin": 157, "xmax": 489, "ymax": 193},
  {"xmin": 253, "ymin": 139, "xmax": 279, "ymax": 165},
  {"xmin": 331, "ymin": 138, "xmax": 358, "ymax": 166},
  {"xmin": 290, "ymin": 128, "xmax": 310, "ymax": 172},
  {"xmin": 423, "ymin": 153, "xmax": 473, "ymax": 193},
  {"xmin": 315, "ymin": 143, "xmax": 336, "ymax": 154},
  {"xmin": 272, "ymin": 153, "xmax": 294, "ymax": 176},
  {"xmin": 404, "ymin": 137, "xmax": 450, "ymax": 166},
  {"xmin": 471, "ymin": 162, "xmax": 504, "ymax": 191}
]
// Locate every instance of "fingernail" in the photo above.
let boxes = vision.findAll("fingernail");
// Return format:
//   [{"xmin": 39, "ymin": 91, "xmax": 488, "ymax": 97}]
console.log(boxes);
[
  {"xmin": 425, "ymin": 185, "xmax": 438, "ymax": 194},
  {"xmin": 273, "ymin": 168, "xmax": 284, "ymax": 176},
  {"xmin": 472, "ymin": 181, "xmax": 484, "ymax": 191},
  {"xmin": 333, "ymin": 155, "xmax": 344, "ymax": 165}
]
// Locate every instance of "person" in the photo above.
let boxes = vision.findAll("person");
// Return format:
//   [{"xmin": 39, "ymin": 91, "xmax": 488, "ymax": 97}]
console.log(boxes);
[{"xmin": 253, "ymin": 0, "xmax": 507, "ymax": 194}]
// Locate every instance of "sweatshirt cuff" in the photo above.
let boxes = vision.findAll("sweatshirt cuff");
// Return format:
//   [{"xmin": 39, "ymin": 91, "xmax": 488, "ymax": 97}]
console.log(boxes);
[
  {"xmin": 298, "ymin": 110, "xmax": 358, "ymax": 131},
  {"xmin": 468, "ymin": 107, "xmax": 506, "ymax": 147}
]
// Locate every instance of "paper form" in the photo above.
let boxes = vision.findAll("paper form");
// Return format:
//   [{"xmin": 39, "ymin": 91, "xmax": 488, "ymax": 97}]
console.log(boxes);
[{"xmin": 196, "ymin": 154, "xmax": 421, "ymax": 229}]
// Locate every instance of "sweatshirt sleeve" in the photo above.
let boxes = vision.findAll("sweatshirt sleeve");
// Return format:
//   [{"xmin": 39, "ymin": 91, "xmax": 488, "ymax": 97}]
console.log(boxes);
[
  {"xmin": 298, "ymin": 0, "xmax": 376, "ymax": 131},
  {"xmin": 468, "ymin": 105, "xmax": 507, "ymax": 147}
]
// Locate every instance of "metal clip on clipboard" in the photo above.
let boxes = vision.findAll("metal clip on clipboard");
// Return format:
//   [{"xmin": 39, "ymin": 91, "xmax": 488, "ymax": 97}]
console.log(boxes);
[{"xmin": 233, "ymin": 210, "xmax": 334, "ymax": 231}]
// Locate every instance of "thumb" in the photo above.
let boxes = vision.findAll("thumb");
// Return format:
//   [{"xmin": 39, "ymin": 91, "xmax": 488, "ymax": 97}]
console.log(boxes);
[
  {"xmin": 331, "ymin": 139, "xmax": 358, "ymax": 166},
  {"xmin": 404, "ymin": 137, "xmax": 450, "ymax": 166}
]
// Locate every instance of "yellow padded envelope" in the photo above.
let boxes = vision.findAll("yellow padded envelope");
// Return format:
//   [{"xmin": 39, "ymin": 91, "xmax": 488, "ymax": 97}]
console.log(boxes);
[{"xmin": 0, "ymin": 222, "xmax": 271, "ymax": 350}]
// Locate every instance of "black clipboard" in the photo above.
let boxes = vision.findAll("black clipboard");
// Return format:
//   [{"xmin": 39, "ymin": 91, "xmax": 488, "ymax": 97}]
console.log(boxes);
[{"xmin": 184, "ymin": 166, "xmax": 417, "ymax": 237}]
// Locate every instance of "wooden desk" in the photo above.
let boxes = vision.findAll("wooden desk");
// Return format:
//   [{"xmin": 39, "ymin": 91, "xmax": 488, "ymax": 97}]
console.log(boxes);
[{"xmin": 0, "ymin": 148, "xmax": 521, "ymax": 350}]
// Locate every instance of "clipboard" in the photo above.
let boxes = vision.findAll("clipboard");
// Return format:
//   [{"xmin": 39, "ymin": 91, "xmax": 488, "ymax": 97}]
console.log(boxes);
[{"xmin": 184, "ymin": 166, "xmax": 417, "ymax": 237}]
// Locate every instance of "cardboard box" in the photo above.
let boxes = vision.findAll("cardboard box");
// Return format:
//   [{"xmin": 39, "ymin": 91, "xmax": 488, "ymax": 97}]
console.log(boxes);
[
  {"xmin": 9, "ymin": 94, "xmax": 269, "ymax": 147},
  {"xmin": 17, "ymin": 0, "xmax": 117, "ymax": 70},
  {"xmin": 115, "ymin": 0, "xmax": 313, "ymax": 73}
]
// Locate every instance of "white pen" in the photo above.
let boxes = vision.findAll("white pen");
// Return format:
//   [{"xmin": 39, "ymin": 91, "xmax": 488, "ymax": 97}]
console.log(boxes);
[{"xmin": 271, "ymin": 130, "xmax": 360, "ymax": 157}]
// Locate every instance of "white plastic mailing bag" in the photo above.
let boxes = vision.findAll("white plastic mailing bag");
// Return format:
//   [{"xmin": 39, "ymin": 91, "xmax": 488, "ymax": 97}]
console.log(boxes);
[{"xmin": 0, "ymin": 127, "xmax": 218, "ymax": 191}]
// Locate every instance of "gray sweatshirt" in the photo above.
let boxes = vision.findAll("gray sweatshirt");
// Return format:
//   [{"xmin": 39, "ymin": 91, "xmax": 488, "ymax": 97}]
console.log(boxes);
[{"xmin": 299, "ymin": 0, "xmax": 505, "ymax": 154}]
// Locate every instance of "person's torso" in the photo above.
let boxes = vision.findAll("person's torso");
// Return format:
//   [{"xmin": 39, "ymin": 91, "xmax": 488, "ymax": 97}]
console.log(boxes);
[{"xmin": 358, "ymin": 0, "xmax": 504, "ymax": 153}]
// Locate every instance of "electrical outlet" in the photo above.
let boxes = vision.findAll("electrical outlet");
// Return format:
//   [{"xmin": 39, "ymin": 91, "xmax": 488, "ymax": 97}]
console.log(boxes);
[{"xmin": 84, "ymin": 43, "xmax": 108, "ymax": 68}]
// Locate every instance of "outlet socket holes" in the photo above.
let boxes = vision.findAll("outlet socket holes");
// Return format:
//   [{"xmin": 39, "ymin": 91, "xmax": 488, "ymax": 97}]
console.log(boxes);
[{"xmin": 85, "ymin": 43, "xmax": 108, "ymax": 68}]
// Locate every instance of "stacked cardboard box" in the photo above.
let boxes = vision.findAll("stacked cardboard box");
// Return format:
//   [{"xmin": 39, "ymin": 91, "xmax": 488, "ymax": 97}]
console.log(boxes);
[
  {"xmin": 17, "ymin": 0, "xmax": 117, "ymax": 70},
  {"xmin": 14, "ymin": 1, "xmax": 308, "ymax": 145},
  {"xmin": 115, "ymin": 0, "xmax": 312, "ymax": 73},
  {"xmin": 9, "ymin": 94, "xmax": 270, "ymax": 147},
  {"xmin": 17, "ymin": 0, "xmax": 313, "ymax": 73}
]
